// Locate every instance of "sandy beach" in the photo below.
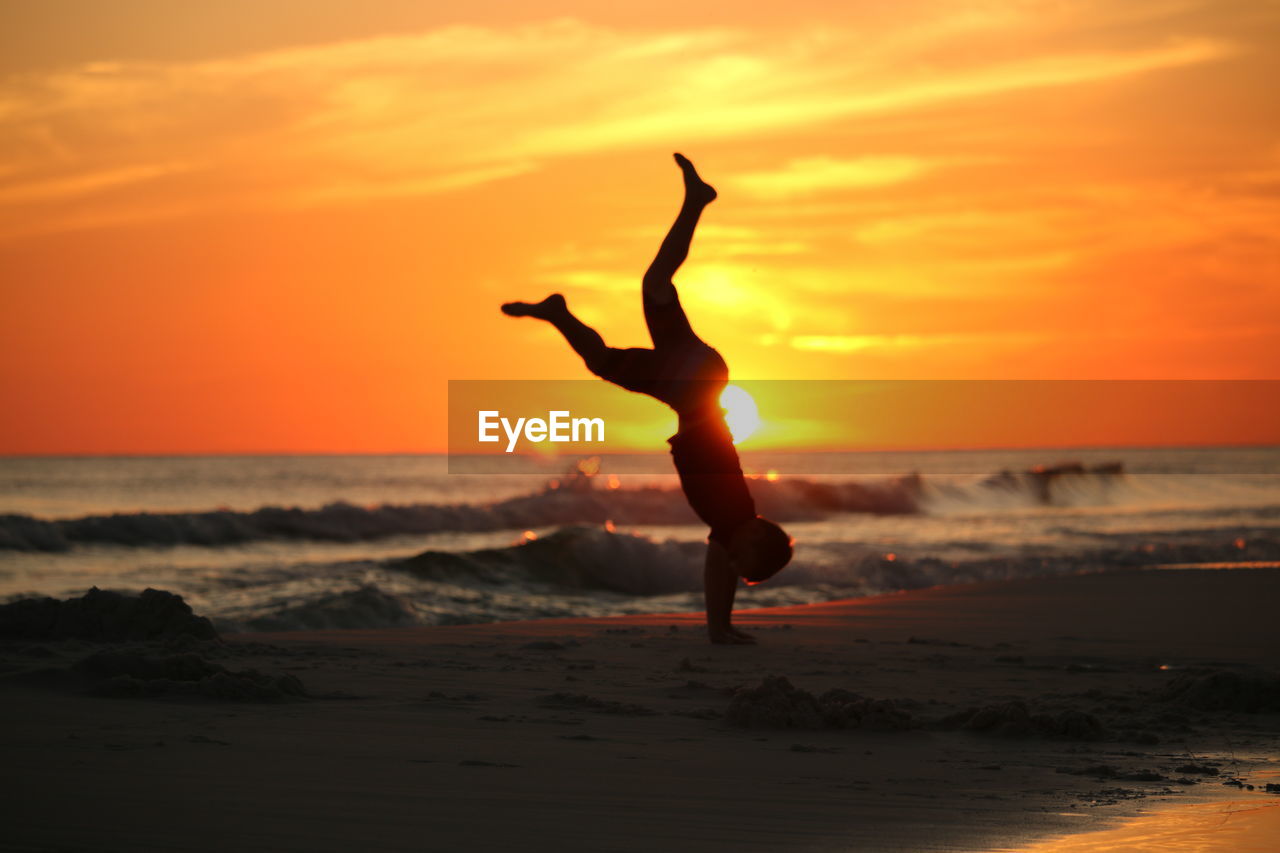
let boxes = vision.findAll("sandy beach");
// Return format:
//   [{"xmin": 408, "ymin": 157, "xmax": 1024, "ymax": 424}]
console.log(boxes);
[{"xmin": 3, "ymin": 566, "xmax": 1279, "ymax": 853}]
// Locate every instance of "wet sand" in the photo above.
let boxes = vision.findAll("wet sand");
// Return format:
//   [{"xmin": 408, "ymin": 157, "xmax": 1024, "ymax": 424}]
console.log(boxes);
[
  {"xmin": 999, "ymin": 798, "xmax": 1280, "ymax": 853},
  {"xmin": 3, "ymin": 567, "xmax": 1278, "ymax": 852}
]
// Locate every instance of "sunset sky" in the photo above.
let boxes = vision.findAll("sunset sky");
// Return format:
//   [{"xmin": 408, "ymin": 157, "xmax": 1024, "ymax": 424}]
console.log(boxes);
[{"xmin": 1, "ymin": 0, "xmax": 1277, "ymax": 454}]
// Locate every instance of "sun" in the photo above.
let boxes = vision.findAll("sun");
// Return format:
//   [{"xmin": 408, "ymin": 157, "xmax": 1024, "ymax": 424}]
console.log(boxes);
[{"xmin": 719, "ymin": 384, "xmax": 761, "ymax": 444}]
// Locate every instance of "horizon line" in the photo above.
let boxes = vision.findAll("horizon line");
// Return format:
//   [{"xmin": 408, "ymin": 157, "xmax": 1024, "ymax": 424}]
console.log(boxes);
[{"xmin": 3, "ymin": 439, "xmax": 1279, "ymax": 460}]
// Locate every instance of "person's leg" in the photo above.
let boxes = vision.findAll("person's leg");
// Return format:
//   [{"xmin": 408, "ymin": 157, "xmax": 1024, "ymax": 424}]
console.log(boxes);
[
  {"xmin": 643, "ymin": 153, "xmax": 716, "ymax": 350},
  {"xmin": 502, "ymin": 294, "xmax": 661, "ymax": 393},
  {"xmin": 501, "ymin": 294, "xmax": 609, "ymax": 368}
]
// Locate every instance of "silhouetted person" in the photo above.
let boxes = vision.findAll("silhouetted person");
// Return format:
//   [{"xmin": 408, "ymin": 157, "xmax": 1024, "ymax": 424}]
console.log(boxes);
[{"xmin": 503, "ymin": 153, "xmax": 793, "ymax": 644}]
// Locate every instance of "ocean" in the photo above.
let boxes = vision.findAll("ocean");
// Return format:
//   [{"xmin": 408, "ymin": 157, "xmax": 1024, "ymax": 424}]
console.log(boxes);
[{"xmin": 2, "ymin": 448, "xmax": 1278, "ymax": 632}]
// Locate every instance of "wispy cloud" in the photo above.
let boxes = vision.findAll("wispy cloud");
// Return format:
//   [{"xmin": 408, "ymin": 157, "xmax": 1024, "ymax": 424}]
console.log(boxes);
[
  {"xmin": 785, "ymin": 331, "xmax": 1047, "ymax": 353},
  {"xmin": 287, "ymin": 161, "xmax": 538, "ymax": 207},
  {"xmin": 0, "ymin": 13, "xmax": 1239, "ymax": 239},
  {"xmin": 732, "ymin": 156, "xmax": 944, "ymax": 199},
  {"xmin": 0, "ymin": 161, "xmax": 193, "ymax": 205}
]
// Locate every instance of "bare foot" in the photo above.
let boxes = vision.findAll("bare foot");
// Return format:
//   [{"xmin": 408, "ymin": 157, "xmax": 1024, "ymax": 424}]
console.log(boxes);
[
  {"xmin": 674, "ymin": 152, "xmax": 717, "ymax": 205},
  {"xmin": 708, "ymin": 626, "xmax": 758, "ymax": 645},
  {"xmin": 501, "ymin": 293, "xmax": 566, "ymax": 320}
]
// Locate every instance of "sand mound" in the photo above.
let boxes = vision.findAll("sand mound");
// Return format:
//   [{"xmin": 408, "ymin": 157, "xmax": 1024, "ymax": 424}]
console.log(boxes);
[
  {"xmin": 819, "ymin": 688, "xmax": 914, "ymax": 732},
  {"xmin": 0, "ymin": 588, "xmax": 218, "ymax": 642},
  {"xmin": 725, "ymin": 676, "xmax": 824, "ymax": 729},
  {"xmin": 1157, "ymin": 671, "xmax": 1280, "ymax": 713},
  {"xmin": 725, "ymin": 676, "xmax": 912, "ymax": 731},
  {"xmin": 938, "ymin": 701, "xmax": 1105, "ymax": 739},
  {"xmin": 76, "ymin": 650, "xmax": 306, "ymax": 702}
]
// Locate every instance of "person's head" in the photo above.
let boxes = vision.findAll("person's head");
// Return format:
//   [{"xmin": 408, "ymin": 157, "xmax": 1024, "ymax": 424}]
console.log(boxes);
[{"xmin": 728, "ymin": 516, "xmax": 793, "ymax": 585}]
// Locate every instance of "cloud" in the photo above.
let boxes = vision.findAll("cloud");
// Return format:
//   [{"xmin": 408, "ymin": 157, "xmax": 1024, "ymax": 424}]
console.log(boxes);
[
  {"xmin": 782, "ymin": 323, "xmax": 1280, "ymax": 357},
  {"xmin": 731, "ymin": 156, "xmax": 942, "ymax": 199},
  {"xmin": 786, "ymin": 332, "xmax": 1018, "ymax": 353},
  {"xmin": 287, "ymin": 161, "xmax": 537, "ymax": 207},
  {"xmin": 0, "ymin": 161, "xmax": 194, "ymax": 205},
  {"xmin": 0, "ymin": 13, "xmax": 1240, "ymax": 239},
  {"xmin": 534, "ymin": 269, "xmax": 635, "ymax": 293},
  {"xmin": 503, "ymin": 37, "xmax": 1233, "ymax": 163}
]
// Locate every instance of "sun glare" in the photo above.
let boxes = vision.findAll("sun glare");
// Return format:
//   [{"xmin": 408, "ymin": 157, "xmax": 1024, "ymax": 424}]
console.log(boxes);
[{"xmin": 720, "ymin": 384, "xmax": 762, "ymax": 444}]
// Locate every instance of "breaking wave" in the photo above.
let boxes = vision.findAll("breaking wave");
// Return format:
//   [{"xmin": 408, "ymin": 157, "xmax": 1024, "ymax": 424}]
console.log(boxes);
[
  {"xmin": 0, "ymin": 462, "xmax": 1147, "ymax": 553},
  {"xmin": 0, "ymin": 473, "xmax": 917, "ymax": 552},
  {"xmin": 392, "ymin": 526, "xmax": 707, "ymax": 596},
  {"xmin": 219, "ymin": 519, "xmax": 1280, "ymax": 631}
]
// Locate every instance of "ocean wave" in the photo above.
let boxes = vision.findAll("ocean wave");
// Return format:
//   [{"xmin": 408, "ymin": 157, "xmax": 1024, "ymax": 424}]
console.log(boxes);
[
  {"xmin": 214, "ymin": 520, "xmax": 1280, "ymax": 632},
  {"xmin": 379, "ymin": 524, "xmax": 942, "ymax": 600},
  {"xmin": 392, "ymin": 526, "xmax": 707, "ymax": 596},
  {"xmin": 0, "ymin": 463, "xmax": 1132, "ymax": 552},
  {"xmin": 0, "ymin": 473, "xmax": 916, "ymax": 552},
  {"xmin": 225, "ymin": 584, "xmax": 427, "ymax": 633},
  {"xmin": 390, "ymin": 520, "xmax": 1280, "ymax": 598}
]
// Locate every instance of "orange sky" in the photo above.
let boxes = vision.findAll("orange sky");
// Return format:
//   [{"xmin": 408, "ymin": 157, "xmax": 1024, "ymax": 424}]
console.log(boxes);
[{"xmin": 1, "ymin": 1, "xmax": 1277, "ymax": 454}]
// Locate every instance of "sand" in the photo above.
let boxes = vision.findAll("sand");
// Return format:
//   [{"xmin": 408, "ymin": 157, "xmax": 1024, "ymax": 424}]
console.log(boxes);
[{"xmin": 3, "ymin": 566, "xmax": 1279, "ymax": 852}]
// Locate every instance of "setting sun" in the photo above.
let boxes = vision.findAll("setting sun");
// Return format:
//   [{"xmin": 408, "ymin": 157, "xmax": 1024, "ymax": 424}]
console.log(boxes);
[{"xmin": 720, "ymin": 383, "xmax": 761, "ymax": 444}]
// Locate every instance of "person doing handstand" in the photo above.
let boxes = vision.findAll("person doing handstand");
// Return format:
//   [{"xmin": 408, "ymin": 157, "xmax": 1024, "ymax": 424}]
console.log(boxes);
[{"xmin": 502, "ymin": 153, "xmax": 793, "ymax": 644}]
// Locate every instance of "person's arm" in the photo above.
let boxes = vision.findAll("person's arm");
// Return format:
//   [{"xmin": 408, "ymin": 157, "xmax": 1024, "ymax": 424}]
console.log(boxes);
[{"xmin": 704, "ymin": 541, "xmax": 755, "ymax": 644}]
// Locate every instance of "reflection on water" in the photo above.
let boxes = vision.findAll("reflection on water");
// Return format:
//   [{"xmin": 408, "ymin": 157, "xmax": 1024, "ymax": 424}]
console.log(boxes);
[
  {"xmin": 998, "ymin": 799, "xmax": 1280, "ymax": 853},
  {"xmin": 1152, "ymin": 561, "xmax": 1280, "ymax": 570}
]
